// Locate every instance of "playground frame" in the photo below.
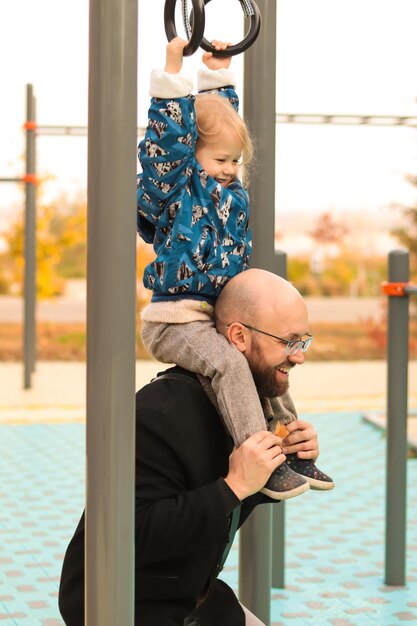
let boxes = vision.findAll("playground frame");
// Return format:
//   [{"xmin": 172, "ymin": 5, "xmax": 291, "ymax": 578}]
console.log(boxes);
[
  {"xmin": 0, "ymin": 86, "xmax": 145, "ymax": 391},
  {"xmin": 0, "ymin": 85, "xmax": 36, "ymax": 390},
  {"xmin": 1, "ymin": 1, "xmax": 417, "ymax": 622},
  {"xmin": 0, "ymin": 85, "xmax": 89, "ymax": 390},
  {"xmin": 2, "ymin": 105, "xmax": 415, "ymax": 393}
]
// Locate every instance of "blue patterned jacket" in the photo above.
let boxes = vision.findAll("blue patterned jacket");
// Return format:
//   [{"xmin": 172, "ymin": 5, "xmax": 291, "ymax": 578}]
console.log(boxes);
[{"xmin": 137, "ymin": 70, "xmax": 252, "ymax": 303}]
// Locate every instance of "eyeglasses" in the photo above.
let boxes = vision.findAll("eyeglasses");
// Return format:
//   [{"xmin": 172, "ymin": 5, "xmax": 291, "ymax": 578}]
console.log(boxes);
[{"xmin": 238, "ymin": 323, "xmax": 313, "ymax": 356}]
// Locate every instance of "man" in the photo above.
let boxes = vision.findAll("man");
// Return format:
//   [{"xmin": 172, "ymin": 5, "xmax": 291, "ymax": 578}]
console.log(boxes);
[{"xmin": 58, "ymin": 269, "xmax": 320, "ymax": 626}]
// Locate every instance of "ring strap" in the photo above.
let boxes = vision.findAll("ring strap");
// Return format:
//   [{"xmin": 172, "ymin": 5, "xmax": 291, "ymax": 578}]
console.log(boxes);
[{"xmin": 240, "ymin": 0, "xmax": 255, "ymax": 17}]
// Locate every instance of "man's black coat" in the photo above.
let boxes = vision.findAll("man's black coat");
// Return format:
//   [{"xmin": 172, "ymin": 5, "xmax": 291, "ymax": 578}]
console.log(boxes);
[{"xmin": 58, "ymin": 367, "xmax": 268, "ymax": 625}]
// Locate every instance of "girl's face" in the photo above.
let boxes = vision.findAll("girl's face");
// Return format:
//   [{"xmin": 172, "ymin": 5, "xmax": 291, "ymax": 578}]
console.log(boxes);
[{"xmin": 195, "ymin": 128, "xmax": 243, "ymax": 187}]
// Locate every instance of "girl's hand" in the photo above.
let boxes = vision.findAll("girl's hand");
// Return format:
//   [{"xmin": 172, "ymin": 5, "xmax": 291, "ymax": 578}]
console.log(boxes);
[
  {"xmin": 202, "ymin": 40, "xmax": 232, "ymax": 70},
  {"xmin": 165, "ymin": 37, "xmax": 189, "ymax": 74}
]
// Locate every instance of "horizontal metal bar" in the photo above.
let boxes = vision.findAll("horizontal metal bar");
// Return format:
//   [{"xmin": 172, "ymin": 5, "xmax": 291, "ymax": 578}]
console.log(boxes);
[
  {"xmin": 37, "ymin": 125, "xmax": 88, "ymax": 136},
  {"xmin": 276, "ymin": 113, "xmax": 417, "ymax": 127},
  {"xmin": 404, "ymin": 285, "xmax": 417, "ymax": 296},
  {"xmin": 36, "ymin": 125, "xmax": 146, "ymax": 136},
  {"xmin": 0, "ymin": 177, "xmax": 22, "ymax": 183},
  {"xmin": 19, "ymin": 117, "xmax": 417, "ymax": 137}
]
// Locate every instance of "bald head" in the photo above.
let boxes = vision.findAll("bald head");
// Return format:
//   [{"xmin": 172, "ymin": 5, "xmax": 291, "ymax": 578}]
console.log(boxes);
[{"xmin": 215, "ymin": 269, "xmax": 307, "ymax": 334}]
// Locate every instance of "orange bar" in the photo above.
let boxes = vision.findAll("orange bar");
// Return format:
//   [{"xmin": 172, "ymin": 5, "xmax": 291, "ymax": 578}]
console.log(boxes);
[
  {"xmin": 23, "ymin": 174, "xmax": 38, "ymax": 185},
  {"xmin": 23, "ymin": 121, "xmax": 37, "ymax": 131},
  {"xmin": 381, "ymin": 281, "xmax": 413, "ymax": 296}
]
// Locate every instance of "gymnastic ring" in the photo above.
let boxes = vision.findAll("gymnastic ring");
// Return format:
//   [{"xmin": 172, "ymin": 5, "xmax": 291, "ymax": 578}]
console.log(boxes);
[
  {"xmin": 192, "ymin": 0, "xmax": 261, "ymax": 57},
  {"xmin": 164, "ymin": 0, "xmax": 206, "ymax": 57}
]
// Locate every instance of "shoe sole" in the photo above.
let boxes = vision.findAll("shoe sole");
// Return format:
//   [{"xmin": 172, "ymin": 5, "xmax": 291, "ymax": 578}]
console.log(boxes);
[
  {"xmin": 303, "ymin": 476, "xmax": 335, "ymax": 490},
  {"xmin": 260, "ymin": 480, "xmax": 310, "ymax": 501}
]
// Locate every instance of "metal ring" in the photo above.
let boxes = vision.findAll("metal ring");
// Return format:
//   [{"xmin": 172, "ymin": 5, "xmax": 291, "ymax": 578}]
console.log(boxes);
[
  {"xmin": 194, "ymin": 0, "xmax": 261, "ymax": 57},
  {"xmin": 164, "ymin": 0, "xmax": 206, "ymax": 57}
]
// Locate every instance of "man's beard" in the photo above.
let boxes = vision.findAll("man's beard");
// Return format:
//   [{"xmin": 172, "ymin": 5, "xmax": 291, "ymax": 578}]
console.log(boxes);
[{"xmin": 248, "ymin": 338, "xmax": 291, "ymax": 398}]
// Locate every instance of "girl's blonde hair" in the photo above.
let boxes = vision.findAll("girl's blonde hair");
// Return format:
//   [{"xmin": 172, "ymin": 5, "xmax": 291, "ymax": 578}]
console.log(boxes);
[{"xmin": 194, "ymin": 93, "xmax": 254, "ymax": 187}]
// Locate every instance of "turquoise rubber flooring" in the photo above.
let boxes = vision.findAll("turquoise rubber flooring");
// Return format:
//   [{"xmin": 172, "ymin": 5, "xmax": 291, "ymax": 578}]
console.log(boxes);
[{"xmin": 1, "ymin": 412, "xmax": 417, "ymax": 625}]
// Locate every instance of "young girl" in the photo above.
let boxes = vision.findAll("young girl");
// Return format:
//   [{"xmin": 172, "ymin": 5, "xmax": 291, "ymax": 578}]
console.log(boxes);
[{"xmin": 137, "ymin": 38, "xmax": 333, "ymax": 499}]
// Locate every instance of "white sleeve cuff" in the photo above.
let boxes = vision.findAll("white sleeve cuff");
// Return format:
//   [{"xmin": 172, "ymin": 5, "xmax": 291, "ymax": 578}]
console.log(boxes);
[
  {"xmin": 149, "ymin": 69, "xmax": 194, "ymax": 99},
  {"xmin": 197, "ymin": 68, "xmax": 236, "ymax": 92}
]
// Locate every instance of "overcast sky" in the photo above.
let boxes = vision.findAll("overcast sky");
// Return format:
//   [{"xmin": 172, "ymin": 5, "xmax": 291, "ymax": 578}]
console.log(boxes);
[{"xmin": 1, "ymin": 0, "xmax": 417, "ymax": 227}]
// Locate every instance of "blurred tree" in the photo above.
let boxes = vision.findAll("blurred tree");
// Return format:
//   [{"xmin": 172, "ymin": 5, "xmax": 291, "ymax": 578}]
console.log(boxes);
[
  {"xmin": 0, "ymin": 255, "xmax": 10, "ymax": 294},
  {"xmin": 321, "ymin": 256, "xmax": 357, "ymax": 296},
  {"xmin": 2, "ymin": 181, "xmax": 157, "ymax": 305},
  {"xmin": 307, "ymin": 211, "xmax": 350, "ymax": 288},
  {"xmin": 309, "ymin": 211, "xmax": 349, "ymax": 247},
  {"xmin": 3, "ymin": 191, "xmax": 86, "ymax": 298},
  {"xmin": 52, "ymin": 193, "xmax": 87, "ymax": 278}
]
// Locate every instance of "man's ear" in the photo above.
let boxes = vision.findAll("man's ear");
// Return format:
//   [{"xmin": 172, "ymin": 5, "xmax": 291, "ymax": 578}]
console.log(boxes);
[{"xmin": 226, "ymin": 322, "xmax": 249, "ymax": 353}]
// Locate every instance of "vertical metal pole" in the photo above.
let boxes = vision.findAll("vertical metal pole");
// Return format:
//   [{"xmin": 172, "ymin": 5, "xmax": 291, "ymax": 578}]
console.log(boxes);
[
  {"xmin": 240, "ymin": 1, "xmax": 277, "ymax": 623},
  {"xmin": 272, "ymin": 251, "xmax": 287, "ymax": 589},
  {"xmin": 86, "ymin": 0, "xmax": 137, "ymax": 625},
  {"xmin": 275, "ymin": 250, "xmax": 287, "ymax": 281},
  {"xmin": 239, "ymin": 509, "xmax": 272, "ymax": 622},
  {"xmin": 272, "ymin": 499, "xmax": 285, "ymax": 589},
  {"xmin": 24, "ymin": 84, "xmax": 36, "ymax": 389},
  {"xmin": 244, "ymin": 3, "xmax": 276, "ymax": 272},
  {"xmin": 385, "ymin": 249, "xmax": 409, "ymax": 586}
]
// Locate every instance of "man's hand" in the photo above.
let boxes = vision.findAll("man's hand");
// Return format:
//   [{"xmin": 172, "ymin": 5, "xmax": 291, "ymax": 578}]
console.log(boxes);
[
  {"xmin": 224, "ymin": 432, "xmax": 286, "ymax": 501},
  {"xmin": 281, "ymin": 420, "xmax": 319, "ymax": 460},
  {"xmin": 202, "ymin": 40, "xmax": 232, "ymax": 70},
  {"xmin": 165, "ymin": 37, "xmax": 189, "ymax": 74}
]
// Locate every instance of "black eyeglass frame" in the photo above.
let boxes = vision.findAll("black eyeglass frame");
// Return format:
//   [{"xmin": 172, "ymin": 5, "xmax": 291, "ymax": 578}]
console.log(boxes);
[{"xmin": 234, "ymin": 323, "xmax": 313, "ymax": 355}]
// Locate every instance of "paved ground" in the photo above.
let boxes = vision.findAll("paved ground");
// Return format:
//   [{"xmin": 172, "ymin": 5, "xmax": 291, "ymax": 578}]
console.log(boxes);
[
  {"xmin": 1, "ymin": 395, "xmax": 417, "ymax": 625},
  {"xmin": 225, "ymin": 410, "xmax": 417, "ymax": 626},
  {"xmin": 1, "ymin": 358, "xmax": 417, "ymax": 626},
  {"xmin": 1, "ymin": 358, "xmax": 416, "ymax": 429}
]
